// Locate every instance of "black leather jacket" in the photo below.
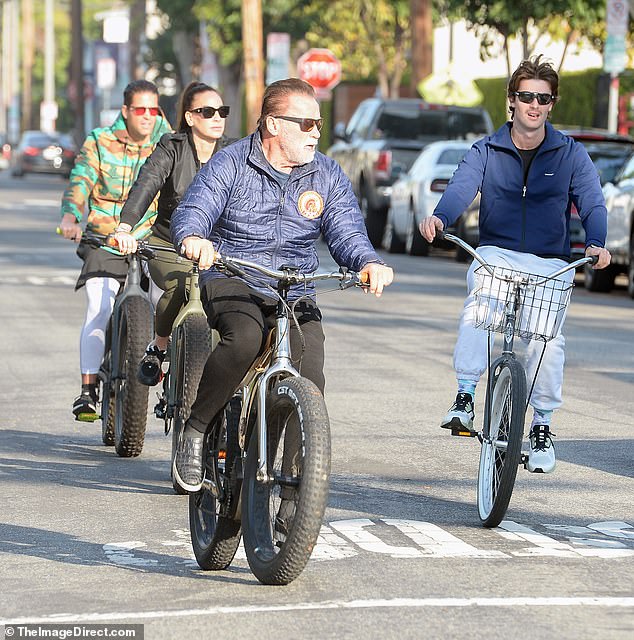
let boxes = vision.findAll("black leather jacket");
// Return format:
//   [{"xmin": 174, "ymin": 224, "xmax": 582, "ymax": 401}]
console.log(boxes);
[{"xmin": 120, "ymin": 131, "xmax": 233, "ymax": 242}]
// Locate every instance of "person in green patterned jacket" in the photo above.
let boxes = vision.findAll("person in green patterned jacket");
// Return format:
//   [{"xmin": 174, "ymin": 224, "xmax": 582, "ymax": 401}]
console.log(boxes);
[{"xmin": 59, "ymin": 79, "xmax": 172, "ymax": 421}]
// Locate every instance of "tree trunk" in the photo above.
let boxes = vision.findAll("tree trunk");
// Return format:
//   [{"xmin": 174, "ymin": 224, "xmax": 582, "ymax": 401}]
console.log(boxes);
[
  {"xmin": 410, "ymin": 0, "xmax": 432, "ymax": 95},
  {"xmin": 172, "ymin": 30, "xmax": 196, "ymax": 86}
]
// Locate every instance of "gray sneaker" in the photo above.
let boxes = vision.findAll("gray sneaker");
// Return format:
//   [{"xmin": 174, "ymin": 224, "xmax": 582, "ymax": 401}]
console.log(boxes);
[
  {"xmin": 172, "ymin": 425, "xmax": 204, "ymax": 492},
  {"xmin": 440, "ymin": 393, "xmax": 475, "ymax": 432},
  {"xmin": 526, "ymin": 425, "xmax": 556, "ymax": 474}
]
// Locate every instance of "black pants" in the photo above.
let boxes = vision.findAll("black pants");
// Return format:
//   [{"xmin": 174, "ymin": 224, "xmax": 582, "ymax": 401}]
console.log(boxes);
[{"xmin": 188, "ymin": 276, "xmax": 325, "ymax": 434}]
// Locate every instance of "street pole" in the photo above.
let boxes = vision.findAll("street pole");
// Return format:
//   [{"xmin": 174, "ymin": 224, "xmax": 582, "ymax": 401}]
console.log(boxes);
[
  {"xmin": 22, "ymin": 0, "xmax": 34, "ymax": 131},
  {"xmin": 9, "ymin": 0, "xmax": 20, "ymax": 142},
  {"xmin": 71, "ymin": 0, "xmax": 85, "ymax": 144},
  {"xmin": 242, "ymin": 0, "xmax": 264, "ymax": 134},
  {"xmin": 42, "ymin": 0, "xmax": 56, "ymax": 132}
]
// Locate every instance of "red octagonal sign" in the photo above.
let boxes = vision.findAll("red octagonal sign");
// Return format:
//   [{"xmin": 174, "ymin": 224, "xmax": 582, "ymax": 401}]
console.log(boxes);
[{"xmin": 297, "ymin": 48, "xmax": 342, "ymax": 95}]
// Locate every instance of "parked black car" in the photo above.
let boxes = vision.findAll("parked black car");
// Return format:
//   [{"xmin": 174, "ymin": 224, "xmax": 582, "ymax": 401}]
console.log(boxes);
[
  {"xmin": 11, "ymin": 130, "xmax": 77, "ymax": 178},
  {"xmin": 451, "ymin": 128, "xmax": 634, "ymax": 264},
  {"xmin": 327, "ymin": 98, "xmax": 494, "ymax": 246}
]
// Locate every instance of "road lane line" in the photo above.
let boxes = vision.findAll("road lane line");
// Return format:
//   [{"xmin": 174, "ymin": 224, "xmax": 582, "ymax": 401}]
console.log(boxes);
[{"xmin": 3, "ymin": 597, "xmax": 634, "ymax": 625}]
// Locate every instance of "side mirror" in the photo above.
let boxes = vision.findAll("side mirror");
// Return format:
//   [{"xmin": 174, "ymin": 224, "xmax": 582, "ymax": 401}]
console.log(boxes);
[{"xmin": 332, "ymin": 122, "xmax": 349, "ymax": 142}]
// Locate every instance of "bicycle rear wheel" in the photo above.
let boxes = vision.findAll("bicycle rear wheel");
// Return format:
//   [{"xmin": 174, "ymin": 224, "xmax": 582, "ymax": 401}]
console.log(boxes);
[
  {"xmin": 477, "ymin": 356, "xmax": 526, "ymax": 527},
  {"xmin": 170, "ymin": 314, "xmax": 211, "ymax": 494},
  {"xmin": 100, "ymin": 347, "xmax": 115, "ymax": 446},
  {"xmin": 113, "ymin": 296, "xmax": 153, "ymax": 457},
  {"xmin": 189, "ymin": 397, "xmax": 242, "ymax": 570},
  {"xmin": 242, "ymin": 377, "xmax": 331, "ymax": 585}
]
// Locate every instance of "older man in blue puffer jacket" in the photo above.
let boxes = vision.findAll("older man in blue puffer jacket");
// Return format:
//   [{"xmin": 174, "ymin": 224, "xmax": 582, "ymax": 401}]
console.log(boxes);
[{"xmin": 170, "ymin": 78, "xmax": 394, "ymax": 491}]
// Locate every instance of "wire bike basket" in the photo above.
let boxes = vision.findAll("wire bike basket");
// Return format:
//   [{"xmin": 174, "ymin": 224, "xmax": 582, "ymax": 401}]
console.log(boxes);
[{"xmin": 473, "ymin": 265, "xmax": 574, "ymax": 342}]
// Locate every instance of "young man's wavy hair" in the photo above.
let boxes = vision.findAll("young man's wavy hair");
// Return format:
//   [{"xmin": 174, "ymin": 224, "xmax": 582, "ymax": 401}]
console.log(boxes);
[
  {"xmin": 257, "ymin": 78, "xmax": 316, "ymax": 134},
  {"xmin": 507, "ymin": 55, "xmax": 559, "ymax": 118}
]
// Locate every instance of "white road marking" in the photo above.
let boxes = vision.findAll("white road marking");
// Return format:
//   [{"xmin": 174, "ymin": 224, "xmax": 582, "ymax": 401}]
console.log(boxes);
[
  {"xmin": 103, "ymin": 542, "xmax": 158, "ymax": 567},
  {"xmin": 2, "ymin": 597, "xmax": 634, "ymax": 625}
]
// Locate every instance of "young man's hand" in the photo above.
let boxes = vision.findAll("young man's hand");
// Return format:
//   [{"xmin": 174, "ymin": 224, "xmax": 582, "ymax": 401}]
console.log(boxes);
[
  {"xmin": 59, "ymin": 213, "xmax": 82, "ymax": 242},
  {"xmin": 586, "ymin": 245, "xmax": 611, "ymax": 270}
]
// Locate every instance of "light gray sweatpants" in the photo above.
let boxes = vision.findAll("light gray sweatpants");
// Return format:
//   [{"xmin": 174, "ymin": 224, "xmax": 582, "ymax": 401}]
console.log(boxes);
[{"xmin": 453, "ymin": 246, "xmax": 574, "ymax": 413}]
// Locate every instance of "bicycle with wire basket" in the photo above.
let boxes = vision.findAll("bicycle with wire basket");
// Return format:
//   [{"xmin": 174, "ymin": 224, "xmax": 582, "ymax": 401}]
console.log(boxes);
[
  {"xmin": 439, "ymin": 232, "xmax": 598, "ymax": 528},
  {"xmin": 187, "ymin": 255, "xmax": 367, "ymax": 585}
]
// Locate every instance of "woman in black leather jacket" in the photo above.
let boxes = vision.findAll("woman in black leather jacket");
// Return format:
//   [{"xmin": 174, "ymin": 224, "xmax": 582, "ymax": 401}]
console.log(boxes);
[{"xmin": 114, "ymin": 81, "xmax": 234, "ymax": 385}]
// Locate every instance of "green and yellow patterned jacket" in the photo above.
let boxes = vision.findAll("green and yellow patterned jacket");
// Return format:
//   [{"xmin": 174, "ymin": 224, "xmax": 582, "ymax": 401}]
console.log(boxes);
[{"xmin": 61, "ymin": 111, "xmax": 172, "ymax": 238}]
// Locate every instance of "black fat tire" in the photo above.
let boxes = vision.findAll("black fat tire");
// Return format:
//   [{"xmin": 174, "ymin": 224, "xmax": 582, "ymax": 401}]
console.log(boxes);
[
  {"xmin": 189, "ymin": 397, "xmax": 242, "ymax": 570},
  {"xmin": 242, "ymin": 377, "xmax": 331, "ymax": 585},
  {"xmin": 477, "ymin": 357, "xmax": 526, "ymax": 528},
  {"xmin": 171, "ymin": 314, "xmax": 212, "ymax": 494},
  {"xmin": 113, "ymin": 296, "xmax": 153, "ymax": 457},
  {"xmin": 100, "ymin": 349, "xmax": 115, "ymax": 446}
]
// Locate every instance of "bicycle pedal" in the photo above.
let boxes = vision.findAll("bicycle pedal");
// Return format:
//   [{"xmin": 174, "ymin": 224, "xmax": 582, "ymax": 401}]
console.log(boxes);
[
  {"xmin": 521, "ymin": 453, "xmax": 529, "ymax": 467},
  {"xmin": 75, "ymin": 412, "xmax": 100, "ymax": 423},
  {"xmin": 451, "ymin": 427, "xmax": 478, "ymax": 438}
]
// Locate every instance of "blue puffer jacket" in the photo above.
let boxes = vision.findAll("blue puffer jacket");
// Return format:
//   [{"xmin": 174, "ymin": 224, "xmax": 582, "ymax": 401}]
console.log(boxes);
[
  {"xmin": 434, "ymin": 122, "xmax": 607, "ymax": 259},
  {"xmin": 171, "ymin": 132, "xmax": 382, "ymax": 300}
]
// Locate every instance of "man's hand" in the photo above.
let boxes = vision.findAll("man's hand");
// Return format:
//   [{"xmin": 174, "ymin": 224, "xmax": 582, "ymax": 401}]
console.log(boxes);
[
  {"xmin": 586, "ymin": 245, "xmax": 611, "ymax": 270},
  {"xmin": 419, "ymin": 215, "xmax": 444, "ymax": 243},
  {"xmin": 113, "ymin": 229, "xmax": 137, "ymax": 255},
  {"xmin": 59, "ymin": 213, "xmax": 82, "ymax": 242},
  {"xmin": 180, "ymin": 235, "xmax": 218, "ymax": 270},
  {"xmin": 359, "ymin": 263, "xmax": 394, "ymax": 297}
]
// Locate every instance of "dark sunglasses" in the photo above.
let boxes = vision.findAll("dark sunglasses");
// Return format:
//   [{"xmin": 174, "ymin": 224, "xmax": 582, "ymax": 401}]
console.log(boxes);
[
  {"xmin": 275, "ymin": 115, "xmax": 323, "ymax": 132},
  {"xmin": 513, "ymin": 91, "xmax": 555, "ymax": 106},
  {"xmin": 189, "ymin": 106, "xmax": 230, "ymax": 119},
  {"xmin": 129, "ymin": 106, "xmax": 161, "ymax": 116}
]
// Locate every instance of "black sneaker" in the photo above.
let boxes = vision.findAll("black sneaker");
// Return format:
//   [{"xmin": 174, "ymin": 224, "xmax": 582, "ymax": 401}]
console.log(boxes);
[
  {"xmin": 137, "ymin": 345, "xmax": 166, "ymax": 386},
  {"xmin": 72, "ymin": 390, "xmax": 99, "ymax": 422},
  {"xmin": 440, "ymin": 392, "xmax": 475, "ymax": 432},
  {"xmin": 172, "ymin": 424, "xmax": 204, "ymax": 492}
]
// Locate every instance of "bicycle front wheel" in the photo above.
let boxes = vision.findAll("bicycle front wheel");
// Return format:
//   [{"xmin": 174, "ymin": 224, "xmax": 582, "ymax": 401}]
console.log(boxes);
[
  {"xmin": 113, "ymin": 296, "xmax": 152, "ymax": 457},
  {"xmin": 171, "ymin": 314, "xmax": 211, "ymax": 494},
  {"xmin": 477, "ymin": 357, "xmax": 526, "ymax": 528},
  {"xmin": 242, "ymin": 377, "xmax": 331, "ymax": 585},
  {"xmin": 189, "ymin": 397, "xmax": 242, "ymax": 570}
]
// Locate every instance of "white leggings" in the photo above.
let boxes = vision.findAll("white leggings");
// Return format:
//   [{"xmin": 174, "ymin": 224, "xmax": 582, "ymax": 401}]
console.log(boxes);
[
  {"xmin": 453, "ymin": 246, "xmax": 574, "ymax": 412},
  {"xmin": 80, "ymin": 277, "xmax": 121, "ymax": 375}
]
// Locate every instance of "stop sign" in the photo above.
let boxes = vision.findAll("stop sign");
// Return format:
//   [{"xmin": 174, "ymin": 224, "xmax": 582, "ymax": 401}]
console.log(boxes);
[{"xmin": 297, "ymin": 48, "xmax": 342, "ymax": 95}]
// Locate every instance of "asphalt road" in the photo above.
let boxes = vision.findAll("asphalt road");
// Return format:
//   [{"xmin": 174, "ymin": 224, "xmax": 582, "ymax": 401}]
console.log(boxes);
[{"xmin": 0, "ymin": 171, "xmax": 633, "ymax": 640}]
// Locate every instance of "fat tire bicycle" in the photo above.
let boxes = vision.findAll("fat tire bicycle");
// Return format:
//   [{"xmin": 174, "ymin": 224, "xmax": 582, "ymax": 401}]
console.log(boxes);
[
  {"xmin": 79, "ymin": 233, "xmax": 154, "ymax": 457},
  {"xmin": 440, "ymin": 232, "xmax": 597, "ymax": 528},
  {"xmin": 187, "ymin": 256, "xmax": 366, "ymax": 585},
  {"xmin": 148, "ymin": 245, "xmax": 216, "ymax": 495}
]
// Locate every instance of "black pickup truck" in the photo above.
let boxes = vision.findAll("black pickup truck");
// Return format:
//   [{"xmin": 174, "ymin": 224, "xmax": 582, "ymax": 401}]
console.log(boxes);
[{"xmin": 327, "ymin": 98, "xmax": 494, "ymax": 246}]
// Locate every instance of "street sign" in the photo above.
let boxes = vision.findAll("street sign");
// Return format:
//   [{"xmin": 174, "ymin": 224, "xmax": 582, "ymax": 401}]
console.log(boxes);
[
  {"xmin": 297, "ymin": 48, "xmax": 342, "ymax": 99},
  {"xmin": 266, "ymin": 32, "xmax": 291, "ymax": 85}
]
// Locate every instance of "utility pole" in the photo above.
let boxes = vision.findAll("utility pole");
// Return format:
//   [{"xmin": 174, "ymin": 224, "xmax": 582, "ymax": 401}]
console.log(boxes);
[
  {"xmin": 70, "ymin": 0, "xmax": 85, "ymax": 144},
  {"xmin": 242, "ymin": 0, "xmax": 264, "ymax": 134},
  {"xmin": 22, "ymin": 0, "xmax": 34, "ymax": 131},
  {"xmin": 42, "ymin": 0, "xmax": 57, "ymax": 132},
  {"xmin": 410, "ymin": 0, "xmax": 433, "ymax": 96}
]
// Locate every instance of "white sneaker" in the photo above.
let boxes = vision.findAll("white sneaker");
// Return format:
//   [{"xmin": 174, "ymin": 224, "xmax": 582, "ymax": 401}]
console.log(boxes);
[
  {"xmin": 526, "ymin": 425, "xmax": 556, "ymax": 473},
  {"xmin": 440, "ymin": 393, "xmax": 475, "ymax": 432}
]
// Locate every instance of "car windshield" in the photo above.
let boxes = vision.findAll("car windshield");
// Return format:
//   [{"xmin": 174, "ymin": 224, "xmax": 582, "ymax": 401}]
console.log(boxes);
[
  {"xmin": 578, "ymin": 140, "xmax": 634, "ymax": 185},
  {"xmin": 436, "ymin": 148, "xmax": 467, "ymax": 165},
  {"xmin": 374, "ymin": 107, "xmax": 489, "ymax": 142},
  {"xmin": 23, "ymin": 133, "xmax": 60, "ymax": 147}
]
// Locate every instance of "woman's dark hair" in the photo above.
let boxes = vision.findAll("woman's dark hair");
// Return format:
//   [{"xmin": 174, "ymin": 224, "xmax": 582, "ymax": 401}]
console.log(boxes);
[
  {"xmin": 176, "ymin": 82, "xmax": 220, "ymax": 132},
  {"xmin": 258, "ymin": 78, "xmax": 316, "ymax": 133},
  {"xmin": 123, "ymin": 79, "xmax": 158, "ymax": 106},
  {"xmin": 508, "ymin": 55, "xmax": 559, "ymax": 117}
]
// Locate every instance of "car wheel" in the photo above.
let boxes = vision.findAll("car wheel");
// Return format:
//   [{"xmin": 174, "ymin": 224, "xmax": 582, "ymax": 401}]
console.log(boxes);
[
  {"xmin": 584, "ymin": 262, "xmax": 615, "ymax": 293},
  {"xmin": 360, "ymin": 187, "xmax": 387, "ymax": 248},
  {"xmin": 381, "ymin": 208, "xmax": 405, "ymax": 254},
  {"xmin": 405, "ymin": 208, "xmax": 429, "ymax": 257},
  {"xmin": 628, "ymin": 234, "xmax": 634, "ymax": 299}
]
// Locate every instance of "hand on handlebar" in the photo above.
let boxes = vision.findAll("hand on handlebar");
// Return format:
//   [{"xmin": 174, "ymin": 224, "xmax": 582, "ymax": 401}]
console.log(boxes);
[
  {"xmin": 59, "ymin": 213, "xmax": 83, "ymax": 242},
  {"xmin": 585, "ymin": 245, "xmax": 611, "ymax": 270},
  {"xmin": 419, "ymin": 215, "xmax": 444, "ymax": 243},
  {"xmin": 359, "ymin": 263, "xmax": 394, "ymax": 297},
  {"xmin": 113, "ymin": 229, "xmax": 137, "ymax": 255},
  {"xmin": 180, "ymin": 235, "xmax": 218, "ymax": 270}
]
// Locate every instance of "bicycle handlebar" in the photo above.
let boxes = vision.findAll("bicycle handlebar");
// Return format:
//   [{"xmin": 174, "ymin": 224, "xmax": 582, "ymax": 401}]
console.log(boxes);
[
  {"xmin": 57, "ymin": 229, "xmax": 158, "ymax": 259},
  {"xmin": 436, "ymin": 230, "xmax": 599, "ymax": 280},
  {"xmin": 214, "ymin": 254, "xmax": 367, "ymax": 289}
]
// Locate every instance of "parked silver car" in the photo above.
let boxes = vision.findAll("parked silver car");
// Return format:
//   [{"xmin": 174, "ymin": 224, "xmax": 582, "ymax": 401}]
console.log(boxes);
[{"xmin": 382, "ymin": 140, "xmax": 473, "ymax": 256}]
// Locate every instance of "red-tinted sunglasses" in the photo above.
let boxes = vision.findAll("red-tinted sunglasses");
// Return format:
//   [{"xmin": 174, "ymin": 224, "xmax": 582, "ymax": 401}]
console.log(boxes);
[{"xmin": 129, "ymin": 106, "xmax": 161, "ymax": 116}]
